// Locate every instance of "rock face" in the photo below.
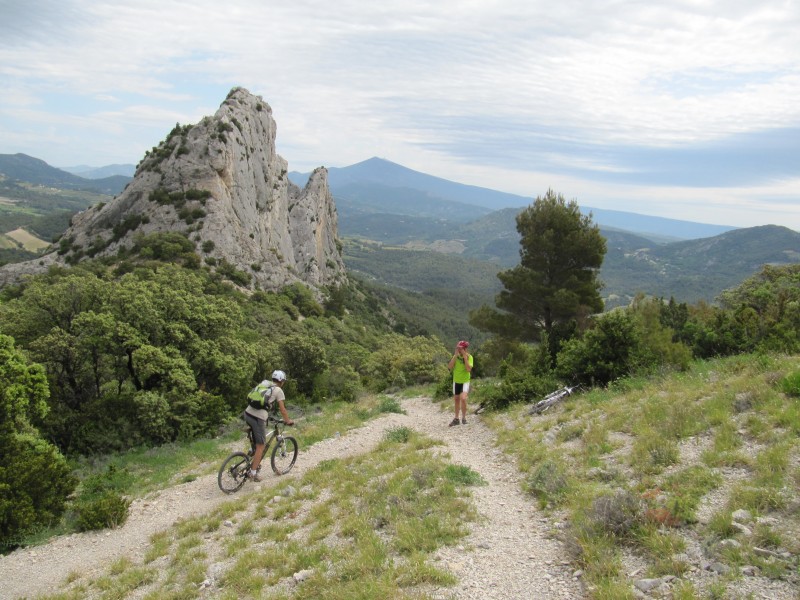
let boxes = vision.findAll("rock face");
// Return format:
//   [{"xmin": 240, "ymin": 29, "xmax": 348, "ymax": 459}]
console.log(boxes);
[{"xmin": 0, "ymin": 87, "xmax": 346, "ymax": 292}]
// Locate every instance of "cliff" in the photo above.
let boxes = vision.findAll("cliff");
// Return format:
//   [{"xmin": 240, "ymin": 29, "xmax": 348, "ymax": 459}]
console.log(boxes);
[{"xmin": 0, "ymin": 87, "xmax": 346, "ymax": 292}]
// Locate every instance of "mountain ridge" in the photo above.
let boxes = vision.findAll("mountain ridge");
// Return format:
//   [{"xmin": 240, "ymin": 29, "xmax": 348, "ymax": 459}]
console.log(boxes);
[
  {"xmin": 3, "ymin": 153, "xmax": 741, "ymax": 241},
  {"xmin": 0, "ymin": 153, "xmax": 130, "ymax": 195},
  {"xmin": 291, "ymin": 157, "xmax": 739, "ymax": 240}
]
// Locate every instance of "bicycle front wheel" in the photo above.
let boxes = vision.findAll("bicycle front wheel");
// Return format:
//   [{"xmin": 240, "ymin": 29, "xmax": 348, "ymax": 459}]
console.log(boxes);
[
  {"xmin": 271, "ymin": 436, "xmax": 298, "ymax": 475},
  {"xmin": 218, "ymin": 452, "xmax": 250, "ymax": 493}
]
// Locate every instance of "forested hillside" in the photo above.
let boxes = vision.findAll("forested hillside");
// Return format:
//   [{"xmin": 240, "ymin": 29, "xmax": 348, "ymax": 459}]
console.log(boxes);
[{"xmin": 342, "ymin": 209, "xmax": 800, "ymax": 308}]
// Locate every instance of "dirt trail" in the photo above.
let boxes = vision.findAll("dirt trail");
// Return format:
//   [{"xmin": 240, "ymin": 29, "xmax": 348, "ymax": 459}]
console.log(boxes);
[{"xmin": 0, "ymin": 397, "xmax": 581, "ymax": 599}]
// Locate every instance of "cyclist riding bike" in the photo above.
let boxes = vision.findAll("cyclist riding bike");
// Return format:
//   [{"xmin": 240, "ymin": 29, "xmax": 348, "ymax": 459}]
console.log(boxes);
[{"xmin": 243, "ymin": 369, "xmax": 294, "ymax": 482}]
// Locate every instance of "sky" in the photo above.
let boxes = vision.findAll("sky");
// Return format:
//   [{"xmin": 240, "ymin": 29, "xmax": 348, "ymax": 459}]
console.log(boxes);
[{"xmin": 1, "ymin": 0, "xmax": 799, "ymax": 230}]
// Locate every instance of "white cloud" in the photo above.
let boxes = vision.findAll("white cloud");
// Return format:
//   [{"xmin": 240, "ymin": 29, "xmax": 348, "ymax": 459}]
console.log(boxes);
[{"xmin": 0, "ymin": 0, "xmax": 798, "ymax": 229}]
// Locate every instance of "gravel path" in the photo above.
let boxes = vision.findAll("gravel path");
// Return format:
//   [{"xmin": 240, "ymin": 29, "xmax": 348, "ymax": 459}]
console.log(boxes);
[{"xmin": 0, "ymin": 396, "xmax": 581, "ymax": 599}]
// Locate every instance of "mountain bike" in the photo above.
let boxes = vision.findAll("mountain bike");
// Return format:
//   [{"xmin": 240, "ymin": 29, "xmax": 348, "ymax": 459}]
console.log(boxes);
[
  {"xmin": 528, "ymin": 384, "xmax": 581, "ymax": 415},
  {"xmin": 217, "ymin": 417, "xmax": 298, "ymax": 494}
]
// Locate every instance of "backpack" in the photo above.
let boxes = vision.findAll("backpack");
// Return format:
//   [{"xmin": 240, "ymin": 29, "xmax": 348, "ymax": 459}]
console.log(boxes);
[{"xmin": 247, "ymin": 381, "xmax": 276, "ymax": 411}]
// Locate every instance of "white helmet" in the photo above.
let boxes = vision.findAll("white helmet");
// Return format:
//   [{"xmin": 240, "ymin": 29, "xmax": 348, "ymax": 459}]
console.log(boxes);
[{"xmin": 271, "ymin": 369, "xmax": 287, "ymax": 382}]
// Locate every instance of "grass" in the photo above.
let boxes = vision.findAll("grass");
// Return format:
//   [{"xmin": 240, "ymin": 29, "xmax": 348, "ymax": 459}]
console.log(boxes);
[
  {"xmin": 43, "ymin": 428, "xmax": 480, "ymax": 599},
  {"xmin": 482, "ymin": 353, "xmax": 800, "ymax": 598}
]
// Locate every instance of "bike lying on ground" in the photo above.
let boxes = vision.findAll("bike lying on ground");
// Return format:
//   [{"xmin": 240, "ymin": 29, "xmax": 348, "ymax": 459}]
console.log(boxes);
[
  {"xmin": 217, "ymin": 417, "xmax": 298, "ymax": 494},
  {"xmin": 528, "ymin": 384, "xmax": 581, "ymax": 415}
]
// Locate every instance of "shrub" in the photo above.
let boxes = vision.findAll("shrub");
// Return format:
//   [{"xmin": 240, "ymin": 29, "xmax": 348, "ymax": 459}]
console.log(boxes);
[
  {"xmin": 0, "ymin": 337, "xmax": 77, "ymax": 548},
  {"xmin": 526, "ymin": 459, "xmax": 571, "ymax": 507},
  {"xmin": 216, "ymin": 259, "xmax": 251, "ymax": 287},
  {"xmin": 282, "ymin": 334, "xmax": 328, "ymax": 398},
  {"xmin": 556, "ymin": 310, "xmax": 640, "ymax": 386},
  {"xmin": 377, "ymin": 395, "xmax": 404, "ymax": 414},
  {"xmin": 444, "ymin": 464, "xmax": 486, "ymax": 486},
  {"xmin": 589, "ymin": 490, "xmax": 643, "ymax": 537},
  {"xmin": 0, "ymin": 433, "xmax": 77, "ymax": 547},
  {"xmin": 75, "ymin": 492, "xmax": 130, "ymax": 531},
  {"xmin": 384, "ymin": 426, "xmax": 411, "ymax": 443},
  {"xmin": 312, "ymin": 364, "xmax": 361, "ymax": 403},
  {"xmin": 282, "ymin": 283, "xmax": 324, "ymax": 318},
  {"xmin": 361, "ymin": 333, "xmax": 447, "ymax": 392},
  {"xmin": 779, "ymin": 371, "xmax": 800, "ymax": 397},
  {"xmin": 476, "ymin": 364, "xmax": 558, "ymax": 411},
  {"xmin": 132, "ymin": 231, "xmax": 195, "ymax": 262}
]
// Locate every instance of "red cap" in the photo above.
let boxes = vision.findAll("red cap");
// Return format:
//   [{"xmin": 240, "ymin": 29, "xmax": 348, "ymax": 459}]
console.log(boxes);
[{"xmin": 457, "ymin": 340, "xmax": 469, "ymax": 349}]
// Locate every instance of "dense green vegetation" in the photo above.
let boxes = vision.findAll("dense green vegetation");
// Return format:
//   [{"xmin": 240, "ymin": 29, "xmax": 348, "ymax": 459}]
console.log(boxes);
[
  {"xmin": 0, "ymin": 237, "xmax": 457, "ymax": 548},
  {"xmin": 0, "ymin": 334, "xmax": 76, "ymax": 546}
]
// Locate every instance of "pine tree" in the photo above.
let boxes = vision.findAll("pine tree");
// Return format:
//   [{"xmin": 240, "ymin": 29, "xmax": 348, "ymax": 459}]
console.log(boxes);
[{"xmin": 471, "ymin": 190, "xmax": 606, "ymax": 357}]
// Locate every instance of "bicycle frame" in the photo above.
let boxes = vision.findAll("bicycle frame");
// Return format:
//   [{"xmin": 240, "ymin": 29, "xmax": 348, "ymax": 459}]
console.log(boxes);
[
  {"xmin": 219, "ymin": 418, "xmax": 298, "ymax": 493},
  {"xmin": 247, "ymin": 419, "xmax": 285, "ymax": 455}
]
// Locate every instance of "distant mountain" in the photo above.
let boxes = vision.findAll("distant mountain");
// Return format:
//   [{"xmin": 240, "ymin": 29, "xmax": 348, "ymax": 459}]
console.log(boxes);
[
  {"xmin": 0, "ymin": 153, "xmax": 131, "ymax": 195},
  {"xmin": 292, "ymin": 157, "xmax": 738, "ymax": 240},
  {"xmin": 339, "ymin": 200, "xmax": 800, "ymax": 307},
  {"xmin": 60, "ymin": 164, "xmax": 136, "ymax": 179}
]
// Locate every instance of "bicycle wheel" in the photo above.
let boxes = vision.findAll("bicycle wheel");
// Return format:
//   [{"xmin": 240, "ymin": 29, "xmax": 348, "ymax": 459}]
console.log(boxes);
[
  {"xmin": 271, "ymin": 436, "xmax": 298, "ymax": 475},
  {"xmin": 218, "ymin": 452, "xmax": 250, "ymax": 493}
]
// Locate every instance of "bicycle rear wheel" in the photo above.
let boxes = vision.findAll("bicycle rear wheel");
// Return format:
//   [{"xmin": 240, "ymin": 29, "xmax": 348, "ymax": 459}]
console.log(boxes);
[
  {"xmin": 218, "ymin": 452, "xmax": 250, "ymax": 493},
  {"xmin": 271, "ymin": 436, "xmax": 298, "ymax": 475}
]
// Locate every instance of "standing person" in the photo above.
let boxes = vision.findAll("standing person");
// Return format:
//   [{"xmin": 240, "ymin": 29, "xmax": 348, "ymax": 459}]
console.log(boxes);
[
  {"xmin": 243, "ymin": 369, "xmax": 294, "ymax": 481},
  {"xmin": 447, "ymin": 340, "xmax": 473, "ymax": 426}
]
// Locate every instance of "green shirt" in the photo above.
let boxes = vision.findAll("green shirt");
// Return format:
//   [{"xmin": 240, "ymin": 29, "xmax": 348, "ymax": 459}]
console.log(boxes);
[{"xmin": 453, "ymin": 354, "xmax": 473, "ymax": 384}]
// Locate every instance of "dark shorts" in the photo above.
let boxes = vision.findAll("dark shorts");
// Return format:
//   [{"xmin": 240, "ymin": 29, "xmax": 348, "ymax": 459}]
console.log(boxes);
[
  {"xmin": 453, "ymin": 382, "xmax": 470, "ymax": 396},
  {"xmin": 243, "ymin": 411, "xmax": 267, "ymax": 445}
]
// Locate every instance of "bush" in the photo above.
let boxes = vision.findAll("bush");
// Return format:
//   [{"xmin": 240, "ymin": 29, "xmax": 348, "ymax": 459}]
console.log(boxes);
[
  {"xmin": 779, "ymin": 371, "xmax": 800, "ymax": 397},
  {"xmin": 75, "ymin": 492, "xmax": 130, "ymax": 531},
  {"xmin": 0, "ymin": 434, "xmax": 77, "ymax": 547},
  {"xmin": 477, "ymin": 365, "xmax": 559, "ymax": 411},
  {"xmin": 589, "ymin": 490, "xmax": 642, "ymax": 537},
  {"xmin": 73, "ymin": 465, "xmax": 132, "ymax": 532},
  {"xmin": 361, "ymin": 333, "xmax": 448, "ymax": 392},
  {"xmin": 556, "ymin": 310, "xmax": 640, "ymax": 386},
  {"xmin": 384, "ymin": 426, "xmax": 411, "ymax": 443},
  {"xmin": 282, "ymin": 283, "xmax": 324, "ymax": 318},
  {"xmin": 283, "ymin": 334, "xmax": 328, "ymax": 398},
  {"xmin": 526, "ymin": 459, "xmax": 571, "ymax": 507},
  {"xmin": 377, "ymin": 395, "xmax": 404, "ymax": 414},
  {"xmin": 0, "ymin": 336, "xmax": 77, "ymax": 548}
]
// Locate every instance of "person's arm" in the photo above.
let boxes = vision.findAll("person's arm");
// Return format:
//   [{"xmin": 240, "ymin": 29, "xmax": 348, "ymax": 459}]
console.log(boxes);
[
  {"xmin": 277, "ymin": 399, "xmax": 294, "ymax": 425},
  {"xmin": 465, "ymin": 354, "xmax": 473, "ymax": 373},
  {"xmin": 448, "ymin": 345, "xmax": 461, "ymax": 370},
  {"xmin": 448, "ymin": 353, "xmax": 457, "ymax": 370}
]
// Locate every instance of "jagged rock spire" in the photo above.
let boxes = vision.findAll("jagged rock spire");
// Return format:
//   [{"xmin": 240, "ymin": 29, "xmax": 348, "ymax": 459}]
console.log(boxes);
[{"xmin": 0, "ymin": 87, "xmax": 347, "ymax": 292}]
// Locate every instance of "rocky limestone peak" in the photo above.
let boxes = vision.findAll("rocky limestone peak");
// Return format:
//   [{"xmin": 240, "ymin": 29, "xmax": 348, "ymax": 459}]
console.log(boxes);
[{"xmin": 0, "ymin": 87, "xmax": 347, "ymax": 292}]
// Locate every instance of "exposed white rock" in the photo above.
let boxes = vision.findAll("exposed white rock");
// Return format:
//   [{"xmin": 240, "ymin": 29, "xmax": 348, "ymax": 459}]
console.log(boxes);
[{"xmin": 0, "ymin": 87, "xmax": 346, "ymax": 294}]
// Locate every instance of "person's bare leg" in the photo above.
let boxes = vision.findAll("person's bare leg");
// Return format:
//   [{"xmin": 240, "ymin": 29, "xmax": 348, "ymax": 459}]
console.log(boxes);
[{"xmin": 251, "ymin": 444, "xmax": 265, "ymax": 472}]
